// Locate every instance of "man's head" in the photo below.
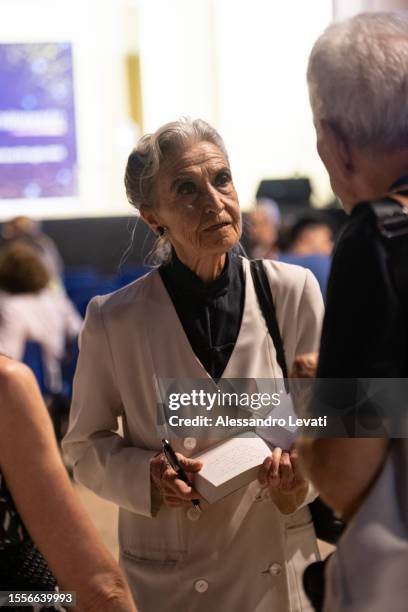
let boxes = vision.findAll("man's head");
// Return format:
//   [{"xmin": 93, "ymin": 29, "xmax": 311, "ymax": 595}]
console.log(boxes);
[{"xmin": 307, "ymin": 12, "xmax": 408, "ymax": 212}]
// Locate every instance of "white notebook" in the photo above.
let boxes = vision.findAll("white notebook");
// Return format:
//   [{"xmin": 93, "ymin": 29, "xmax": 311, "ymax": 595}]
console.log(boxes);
[{"xmin": 192, "ymin": 433, "xmax": 272, "ymax": 504}]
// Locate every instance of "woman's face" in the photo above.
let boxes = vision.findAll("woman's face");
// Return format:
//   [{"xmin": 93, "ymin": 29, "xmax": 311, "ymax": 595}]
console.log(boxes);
[{"xmin": 145, "ymin": 141, "xmax": 241, "ymax": 261}]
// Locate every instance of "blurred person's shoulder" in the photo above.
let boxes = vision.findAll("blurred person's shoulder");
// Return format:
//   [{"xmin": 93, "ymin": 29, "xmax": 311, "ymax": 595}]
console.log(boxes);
[
  {"xmin": 0, "ymin": 355, "xmax": 33, "ymax": 395},
  {"xmin": 0, "ymin": 289, "xmax": 38, "ymax": 317}
]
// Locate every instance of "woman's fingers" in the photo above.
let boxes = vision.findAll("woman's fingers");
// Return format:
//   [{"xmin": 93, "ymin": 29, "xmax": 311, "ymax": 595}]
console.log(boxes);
[
  {"xmin": 267, "ymin": 447, "xmax": 282, "ymax": 487},
  {"xmin": 177, "ymin": 455, "xmax": 203, "ymax": 473},
  {"xmin": 161, "ymin": 466, "xmax": 202, "ymax": 501},
  {"xmin": 150, "ymin": 453, "xmax": 168, "ymax": 489},
  {"xmin": 151, "ymin": 451, "xmax": 203, "ymax": 504},
  {"xmin": 168, "ymin": 476, "xmax": 201, "ymax": 500},
  {"xmin": 290, "ymin": 447, "xmax": 307, "ymax": 487},
  {"xmin": 279, "ymin": 451, "xmax": 294, "ymax": 489},
  {"xmin": 262, "ymin": 447, "xmax": 305, "ymax": 490},
  {"xmin": 260, "ymin": 447, "xmax": 309, "ymax": 507},
  {"xmin": 290, "ymin": 447, "xmax": 300, "ymax": 475},
  {"xmin": 258, "ymin": 455, "xmax": 272, "ymax": 485},
  {"xmin": 257, "ymin": 448, "xmax": 282, "ymax": 488}
]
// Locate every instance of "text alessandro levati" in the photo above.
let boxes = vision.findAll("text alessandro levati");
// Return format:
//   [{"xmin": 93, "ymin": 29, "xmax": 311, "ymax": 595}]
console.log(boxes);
[{"xmin": 165, "ymin": 390, "xmax": 327, "ymax": 428}]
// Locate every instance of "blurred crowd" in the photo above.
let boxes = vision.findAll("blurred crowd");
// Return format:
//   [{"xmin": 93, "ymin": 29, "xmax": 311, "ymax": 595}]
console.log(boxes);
[{"xmin": 242, "ymin": 198, "xmax": 341, "ymax": 299}]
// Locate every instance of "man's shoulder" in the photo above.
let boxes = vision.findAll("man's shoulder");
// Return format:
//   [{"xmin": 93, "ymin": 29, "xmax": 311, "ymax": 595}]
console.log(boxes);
[
  {"xmin": 337, "ymin": 197, "xmax": 408, "ymax": 247},
  {"xmin": 339, "ymin": 204, "xmax": 377, "ymax": 241},
  {"xmin": 332, "ymin": 205, "xmax": 383, "ymax": 268},
  {"xmin": 334, "ymin": 199, "xmax": 408, "ymax": 272}
]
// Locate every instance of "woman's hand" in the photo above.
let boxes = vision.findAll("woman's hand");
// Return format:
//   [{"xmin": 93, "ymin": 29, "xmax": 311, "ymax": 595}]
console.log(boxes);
[
  {"xmin": 258, "ymin": 447, "xmax": 309, "ymax": 514},
  {"xmin": 150, "ymin": 452, "xmax": 203, "ymax": 508}
]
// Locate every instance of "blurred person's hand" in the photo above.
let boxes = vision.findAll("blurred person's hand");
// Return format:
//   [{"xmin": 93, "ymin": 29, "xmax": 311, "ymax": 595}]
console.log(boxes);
[
  {"xmin": 291, "ymin": 352, "xmax": 319, "ymax": 378},
  {"xmin": 258, "ymin": 446, "xmax": 309, "ymax": 514},
  {"xmin": 150, "ymin": 452, "xmax": 202, "ymax": 508},
  {"xmin": 290, "ymin": 353, "xmax": 319, "ymax": 417},
  {"xmin": 297, "ymin": 437, "xmax": 389, "ymax": 521}
]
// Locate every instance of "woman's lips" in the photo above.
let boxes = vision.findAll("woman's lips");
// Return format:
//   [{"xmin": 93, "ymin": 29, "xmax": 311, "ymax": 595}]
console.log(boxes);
[{"xmin": 204, "ymin": 221, "xmax": 231, "ymax": 231}]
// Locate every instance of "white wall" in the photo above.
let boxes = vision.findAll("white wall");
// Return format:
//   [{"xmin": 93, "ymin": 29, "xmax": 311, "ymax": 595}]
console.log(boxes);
[
  {"xmin": 334, "ymin": 0, "xmax": 408, "ymax": 20},
  {"xmin": 138, "ymin": 0, "xmax": 216, "ymax": 129},
  {"xmin": 213, "ymin": 0, "xmax": 333, "ymax": 207},
  {"xmin": 137, "ymin": 0, "xmax": 333, "ymax": 209}
]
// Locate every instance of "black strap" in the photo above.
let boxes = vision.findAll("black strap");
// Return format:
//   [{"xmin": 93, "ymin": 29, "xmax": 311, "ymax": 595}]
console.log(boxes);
[
  {"xmin": 251, "ymin": 259, "xmax": 344, "ymax": 544},
  {"xmin": 370, "ymin": 198, "xmax": 408, "ymax": 239},
  {"xmin": 250, "ymin": 260, "xmax": 289, "ymax": 392},
  {"xmin": 370, "ymin": 199, "xmax": 408, "ymax": 313}
]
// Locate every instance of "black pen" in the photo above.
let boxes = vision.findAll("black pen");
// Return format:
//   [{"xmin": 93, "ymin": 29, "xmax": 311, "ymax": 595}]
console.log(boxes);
[{"xmin": 161, "ymin": 439, "xmax": 201, "ymax": 509}]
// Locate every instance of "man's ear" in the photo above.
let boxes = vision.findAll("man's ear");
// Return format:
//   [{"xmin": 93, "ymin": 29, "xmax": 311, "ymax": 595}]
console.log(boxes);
[
  {"xmin": 140, "ymin": 209, "xmax": 161, "ymax": 235},
  {"xmin": 318, "ymin": 120, "xmax": 354, "ymax": 177}
]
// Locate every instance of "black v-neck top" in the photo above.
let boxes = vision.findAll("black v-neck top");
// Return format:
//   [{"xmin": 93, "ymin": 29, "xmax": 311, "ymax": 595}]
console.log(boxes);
[{"xmin": 159, "ymin": 250, "xmax": 245, "ymax": 380}]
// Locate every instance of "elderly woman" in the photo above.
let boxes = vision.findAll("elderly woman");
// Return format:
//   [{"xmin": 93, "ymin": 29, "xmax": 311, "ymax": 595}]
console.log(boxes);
[{"xmin": 63, "ymin": 118, "xmax": 324, "ymax": 612}]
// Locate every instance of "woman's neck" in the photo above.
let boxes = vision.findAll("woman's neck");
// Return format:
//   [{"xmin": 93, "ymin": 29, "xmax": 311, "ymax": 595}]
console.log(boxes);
[{"xmin": 172, "ymin": 249, "xmax": 226, "ymax": 283}]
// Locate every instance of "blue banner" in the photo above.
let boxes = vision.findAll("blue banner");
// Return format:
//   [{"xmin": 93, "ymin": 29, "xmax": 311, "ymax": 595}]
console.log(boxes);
[{"xmin": 0, "ymin": 42, "xmax": 78, "ymax": 199}]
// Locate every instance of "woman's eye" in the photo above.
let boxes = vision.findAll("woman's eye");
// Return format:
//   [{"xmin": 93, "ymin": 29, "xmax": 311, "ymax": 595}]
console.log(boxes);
[
  {"xmin": 177, "ymin": 181, "xmax": 196, "ymax": 195},
  {"xmin": 215, "ymin": 171, "xmax": 231, "ymax": 187}
]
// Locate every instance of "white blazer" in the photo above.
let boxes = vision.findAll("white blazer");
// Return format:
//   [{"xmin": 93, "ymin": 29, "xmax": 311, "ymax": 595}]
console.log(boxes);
[{"xmin": 63, "ymin": 257, "xmax": 324, "ymax": 612}]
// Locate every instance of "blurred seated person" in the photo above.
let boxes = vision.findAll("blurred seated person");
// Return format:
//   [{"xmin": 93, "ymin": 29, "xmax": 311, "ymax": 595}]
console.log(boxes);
[
  {"xmin": 1, "ymin": 216, "xmax": 64, "ymax": 286},
  {"xmin": 0, "ymin": 355, "xmax": 137, "ymax": 612},
  {"xmin": 245, "ymin": 198, "xmax": 281, "ymax": 258},
  {"xmin": 0, "ymin": 242, "xmax": 82, "ymax": 392},
  {"xmin": 285, "ymin": 217, "xmax": 333, "ymax": 257},
  {"xmin": 279, "ymin": 217, "xmax": 333, "ymax": 300}
]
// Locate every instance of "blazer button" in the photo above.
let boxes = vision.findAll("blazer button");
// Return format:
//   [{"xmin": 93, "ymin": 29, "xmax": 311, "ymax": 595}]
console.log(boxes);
[
  {"xmin": 194, "ymin": 579, "xmax": 209, "ymax": 593},
  {"xmin": 187, "ymin": 506, "xmax": 201, "ymax": 521},
  {"xmin": 184, "ymin": 437, "xmax": 197, "ymax": 450},
  {"xmin": 268, "ymin": 563, "xmax": 282, "ymax": 576}
]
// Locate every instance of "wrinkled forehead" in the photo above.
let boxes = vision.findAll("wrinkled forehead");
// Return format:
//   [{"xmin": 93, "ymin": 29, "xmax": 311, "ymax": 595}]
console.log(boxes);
[{"xmin": 160, "ymin": 140, "xmax": 229, "ymax": 178}]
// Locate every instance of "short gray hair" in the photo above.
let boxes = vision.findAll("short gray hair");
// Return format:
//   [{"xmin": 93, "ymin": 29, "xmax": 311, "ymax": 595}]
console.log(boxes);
[
  {"xmin": 307, "ymin": 12, "xmax": 408, "ymax": 150},
  {"xmin": 125, "ymin": 117, "xmax": 229, "ymax": 212}
]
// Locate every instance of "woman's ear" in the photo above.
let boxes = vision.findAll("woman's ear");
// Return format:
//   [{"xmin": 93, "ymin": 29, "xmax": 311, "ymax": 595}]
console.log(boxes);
[{"xmin": 140, "ymin": 209, "xmax": 162, "ymax": 236}]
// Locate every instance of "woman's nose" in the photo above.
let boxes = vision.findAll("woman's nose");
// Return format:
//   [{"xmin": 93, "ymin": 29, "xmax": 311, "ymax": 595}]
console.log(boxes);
[{"xmin": 202, "ymin": 186, "xmax": 224, "ymax": 213}]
